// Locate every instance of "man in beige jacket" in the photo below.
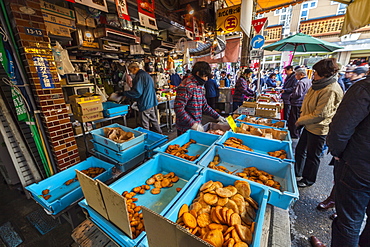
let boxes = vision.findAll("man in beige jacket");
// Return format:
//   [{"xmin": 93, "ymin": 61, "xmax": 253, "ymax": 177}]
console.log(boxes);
[{"xmin": 295, "ymin": 58, "xmax": 343, "ymax": 187}]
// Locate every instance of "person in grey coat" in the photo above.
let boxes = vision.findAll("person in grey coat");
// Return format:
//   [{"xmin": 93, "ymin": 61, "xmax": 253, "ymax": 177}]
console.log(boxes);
[
  {"xmin": 281, "ymin": 65, "xmax": 298, "ymax": 120},
  {"xmin": 288, "ymin": 68, "xmax": 311, "ymax": 139}
]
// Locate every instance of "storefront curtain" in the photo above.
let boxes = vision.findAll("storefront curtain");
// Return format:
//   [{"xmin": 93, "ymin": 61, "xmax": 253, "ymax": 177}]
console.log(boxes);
[{"xmin": 340, "ymin": 0, "xmax": 370, "ymax": 36}]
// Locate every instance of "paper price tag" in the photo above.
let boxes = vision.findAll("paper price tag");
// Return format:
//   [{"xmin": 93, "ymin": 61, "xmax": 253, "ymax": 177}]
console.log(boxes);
[{"xmin": 226, "ymin": 115, "xmax": 237, "ymax": 132}]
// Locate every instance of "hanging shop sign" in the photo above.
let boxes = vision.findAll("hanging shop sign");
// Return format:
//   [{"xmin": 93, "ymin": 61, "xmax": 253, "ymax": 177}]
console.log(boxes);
[
  {"xmin": 216, "ymin": 5, "xmax": 242, "ymax": 34},
  {"xmin": 137, "ymin": 0, "xmax": 158, "ymax": 30},
  {"xmin": 76, "ymin": 0, "xmax": 108, "ymax": 13},
  {"xmin": 115, "ymin": 0, "xmax": 130, "ymax": 21},
  {"xmin": 11, "ymin": 88, "xmax": 28, "ymax": 122},
  {"xmin": 32, "ymin": 57, "xmax": 55, "ymax": 89}
]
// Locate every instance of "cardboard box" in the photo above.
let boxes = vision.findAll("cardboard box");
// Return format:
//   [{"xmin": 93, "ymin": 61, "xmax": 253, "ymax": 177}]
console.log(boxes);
[
  {"xmin": 75, "ymin": 111, "xmax": 103, "ymax": 122},
  {"xmin": 46, "ymin": 23, "xmax": 71, "ymax": 37},
  {"xmin": 42, "ymin": 12, "xmax": 76, "ymax": 30},
  {"xmin": 72, "ymin": 102, "xmax": 103, "ymax": 115},
  {"xmin": 69, "ymin": 94, "xmax": 103, "ymax": 105},
  {"xmin": 40, "ymin": 0, "xmax": 75, "ymax": 20},
  {"xmin": 65, "ymin": 104, "xmax": 72, "ymax": 114},
  {"xmin": 73, "ymin": 125, "xmax": 82, "ymax": 135},
  {"xmin": 75, "ymin": 7, "xmax": 96, "ymax": 27}
]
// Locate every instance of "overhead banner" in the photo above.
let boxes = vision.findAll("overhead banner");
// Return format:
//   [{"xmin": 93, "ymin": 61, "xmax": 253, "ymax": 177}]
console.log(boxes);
[
  {"xmin": 76, "ymin": 0, "xmax": 108, "ymax": 12},
  {"xmin": 216, "ymin": 5, "xmax": 242, "ymax": 34},
  {"xmin": 137, "ymin": 0, "xmax": 157, "ymax": 30},
  {"xmin": 115, "ymin": 0, "xmax": 130, "ymax": 21}
]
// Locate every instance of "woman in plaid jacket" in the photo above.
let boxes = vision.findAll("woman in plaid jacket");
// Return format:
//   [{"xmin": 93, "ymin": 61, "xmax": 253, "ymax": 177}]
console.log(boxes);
[{"xmin": 174, "ymin": 62, "xmax": 226, "ymax": 135}]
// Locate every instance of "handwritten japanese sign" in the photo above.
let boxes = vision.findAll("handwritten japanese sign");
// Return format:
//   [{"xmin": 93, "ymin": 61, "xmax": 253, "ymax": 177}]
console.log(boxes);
[
  {"xmin": 33, "ymin": 57, "xmax": 54, "ymax": 89},
  {"xmin": 217, "ymin": 5, "xmax": 242, "ymax": 34}
]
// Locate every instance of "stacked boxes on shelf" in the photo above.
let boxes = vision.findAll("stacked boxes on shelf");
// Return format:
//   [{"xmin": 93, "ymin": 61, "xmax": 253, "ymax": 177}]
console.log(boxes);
[{"xmin": 69, "ymin": 94, "xmax": 104, "ymax": 122}]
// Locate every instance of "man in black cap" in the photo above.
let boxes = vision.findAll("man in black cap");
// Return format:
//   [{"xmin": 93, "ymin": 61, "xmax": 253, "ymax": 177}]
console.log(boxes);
[{"xmin": 345, "ymin": 66, "xmax": 368, "ymax": 89}]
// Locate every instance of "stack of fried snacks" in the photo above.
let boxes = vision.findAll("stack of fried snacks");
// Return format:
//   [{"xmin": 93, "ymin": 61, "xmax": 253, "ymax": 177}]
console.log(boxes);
[
  {"xmin": 121, "ymin": 172, "xmax": 181, "ymax": 239},
  {"xmin": 268, "ymin": 150, "xmax": 287, "ymax": 160},
  {"xmin": 207, "ymin": 155, "xmax": 233, "ymax": 174},
  {"xmin": 176, "ymin": 180, "xmax": 258, "ymax": 247},
  {"xmin": 223, "ymin": 137, "xmax": 253, "ymax": 152},
  {"xmin": 165, "ymin": 139, "xmax": 200, "ymax": 161},
  {"xmin": 104, "ymin": 127, "xmax": 135, "ymax": 143},
  {"xmin": 236, "ymin": 167, "xmax": 281, "ymax": 190}
]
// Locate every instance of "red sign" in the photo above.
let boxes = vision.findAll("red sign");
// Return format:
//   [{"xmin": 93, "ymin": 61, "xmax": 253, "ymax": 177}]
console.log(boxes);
[
  {"xmin": 115, "ymin": 0, "xmax": 130, "ymax": 21},
  {"xmin": 252, "ymin": 17, "xmax": 267, "ymax": 34},
  {"xmin": 137, "ymin": 0, "xmax": 157, "ymax": 29}
]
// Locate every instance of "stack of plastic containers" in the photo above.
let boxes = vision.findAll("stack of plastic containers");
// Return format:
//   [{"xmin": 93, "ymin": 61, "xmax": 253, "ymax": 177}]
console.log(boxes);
[{"xmin": 90, "ymin": 123, "xmax": 147, "ymax": 172}]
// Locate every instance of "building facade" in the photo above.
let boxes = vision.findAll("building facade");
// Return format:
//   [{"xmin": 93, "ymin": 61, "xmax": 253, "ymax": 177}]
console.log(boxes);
[{"xmin": 261, "ymin": 0, "xmax": 370, "ymax": 69}]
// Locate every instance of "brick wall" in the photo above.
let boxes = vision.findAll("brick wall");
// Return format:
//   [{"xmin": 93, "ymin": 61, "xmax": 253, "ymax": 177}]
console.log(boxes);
[{"xmin": 5, "ymin": 0, "xmax": 80, "ymax": 171}]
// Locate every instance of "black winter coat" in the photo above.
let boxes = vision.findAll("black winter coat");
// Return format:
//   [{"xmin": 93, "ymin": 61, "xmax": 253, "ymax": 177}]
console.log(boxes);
[
  {"xmin": 281, "ymin": 73, "xmax": 298, "ymax": 104},
  {"xmin": 327, "ymin": 76, "xmax": 370, "ymax": 180}
]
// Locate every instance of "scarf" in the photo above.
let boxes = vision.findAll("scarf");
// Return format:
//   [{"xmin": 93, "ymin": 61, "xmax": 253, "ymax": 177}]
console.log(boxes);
[
  {"xmin": 194, "ymin": 75, "xmax": 206, "ymax": 85},
  {"xmin": 311, "ymin": 75, "xmax": 336, "ymax": 90}
]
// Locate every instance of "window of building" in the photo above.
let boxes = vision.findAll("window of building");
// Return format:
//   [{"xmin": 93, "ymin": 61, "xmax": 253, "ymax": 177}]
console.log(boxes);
[
  {"xmin": 274, "ymin": 9, "xmax": 280, "ymax": 15},
  {"xmin": 280, "ymin": 14, "xmax": 287, "ymax": 25},
  {"xmin": 300, "ymin": 0, "xmax": 318, "ymax": 21},
  {"xmin": 337, "ymin": 3, "xmax": 347, "ymax": 15},
  {"xmin": 256, "ymin": 13, "xmax": 264, "ymax": 19}
]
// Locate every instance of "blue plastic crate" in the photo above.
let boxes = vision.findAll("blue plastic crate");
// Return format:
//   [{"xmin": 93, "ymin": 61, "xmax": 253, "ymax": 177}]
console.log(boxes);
[
  {"xmin": 91, "ymin": 140, "xmax": 145, "ymax": 163},
  {"xmin": 79, "ymin": 154, "xmax": 202, "ymax": 247},
  {"xmin": 102, "ymin": 102, "xmax": 129, "ymax": 118},
  {"xmin": 236, "ymin": 115, "xmax": 287, "ymax": 129},
  {"xmin": 90, "ymin": 124, "xmax": 147, "ymax": 152},
  {"xmin": 154, "ymin": 130, "xmax": 221, "ymax": 164},
  {"xmin": 134, "ymin": 127, "xmax": 168, "ymax": 151},
  {"xmin": 25, "ymin": 157, "xmax": 114, "ymax": 215},
  {"xmin": 216, "ymin": 131, "xmax": 294, "ymax": 162},
  {"xmin": 150, "ymin": 169, "xmax": 269, "ymax": 247},
  {"xmin": 199, "ymin": 145, "xmax": 298, "ymax": 209},
  {"xmin": 235, "ymin": 122, "xmax": 292, "ymax": 143},
  {"xmin": 92, "ymin": 149, "xmax": 146, "ymax": 173}
]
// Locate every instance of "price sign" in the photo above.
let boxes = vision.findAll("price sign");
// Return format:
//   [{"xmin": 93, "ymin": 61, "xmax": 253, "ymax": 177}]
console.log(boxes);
[{"xmin": 24, "ymin": 27, "xmax": 43, "ymax": 37}]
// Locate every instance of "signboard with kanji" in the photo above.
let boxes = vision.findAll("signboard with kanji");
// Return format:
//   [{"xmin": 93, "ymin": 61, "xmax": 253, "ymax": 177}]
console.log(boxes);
[
  {"xmin": 216, "ymin": 5, "xmax": 242, "ymax": 34},
  {"xmin": 252, "ymin": 17, "xmax": 268, "ymax": 34},
  {"xmin": 33, "ymin": 57, "xmax": 55, "ymax": 89}
]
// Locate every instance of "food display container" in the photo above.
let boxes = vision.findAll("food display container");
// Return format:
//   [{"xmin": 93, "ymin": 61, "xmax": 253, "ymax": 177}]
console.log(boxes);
[
  {"xmin": 134, "ymin": 127, "xmax": 168, "ymax": 158},
  {"xmin": 160, "ymin": 169, "xmax": 269, "ymax": 247},
  {"xmin": 199, "ymin": 145, "xmax": 298, "ymax": 209},
  {"xmin": 203, "ymin": 122, "xmax": 231, "ymax": 135},
  {"xmin": 26, "ymin": 157, "xmax": 114, "ymax": 215},
  {"xmin": 216, "ymin": 131, "xmax": 294, "ymax": 162},
  {"xmin": 235, "ymin": 122, "xmax": 292, "ymax": 143},
  {"xmin": 90, "ymin": 123, "xmax": 146, "ymax": 152},
  {"xmin": 79, "ymin": 154, "xmax": 202, "ymax": 247},
  {"xmin": 154, "ymin": 130, "xmax": 221, "ymax": 164},
  {"xmin": 102, "ymin": 102, "xmax": 129, "ymax": 118},
  {"xmin": 92, "ymin": 149, "xmax": 146, "ymax": 173},
  {"xmin": 235, "ymin": 115, "xmax": 287, "ymax": 129},
  {"xmin": 91, "ymin": 140, "xmax": 145, "ymax": 163}
]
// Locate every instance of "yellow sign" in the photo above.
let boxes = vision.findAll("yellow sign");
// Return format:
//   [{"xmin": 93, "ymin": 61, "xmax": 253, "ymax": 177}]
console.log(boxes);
[
  {"xmin": 217, "ymin": 5, "xmax": 242, "ymax": 34},
  {"xmin": 226, "ymin": 115, "xmax": 238, "ymax": 132}
]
